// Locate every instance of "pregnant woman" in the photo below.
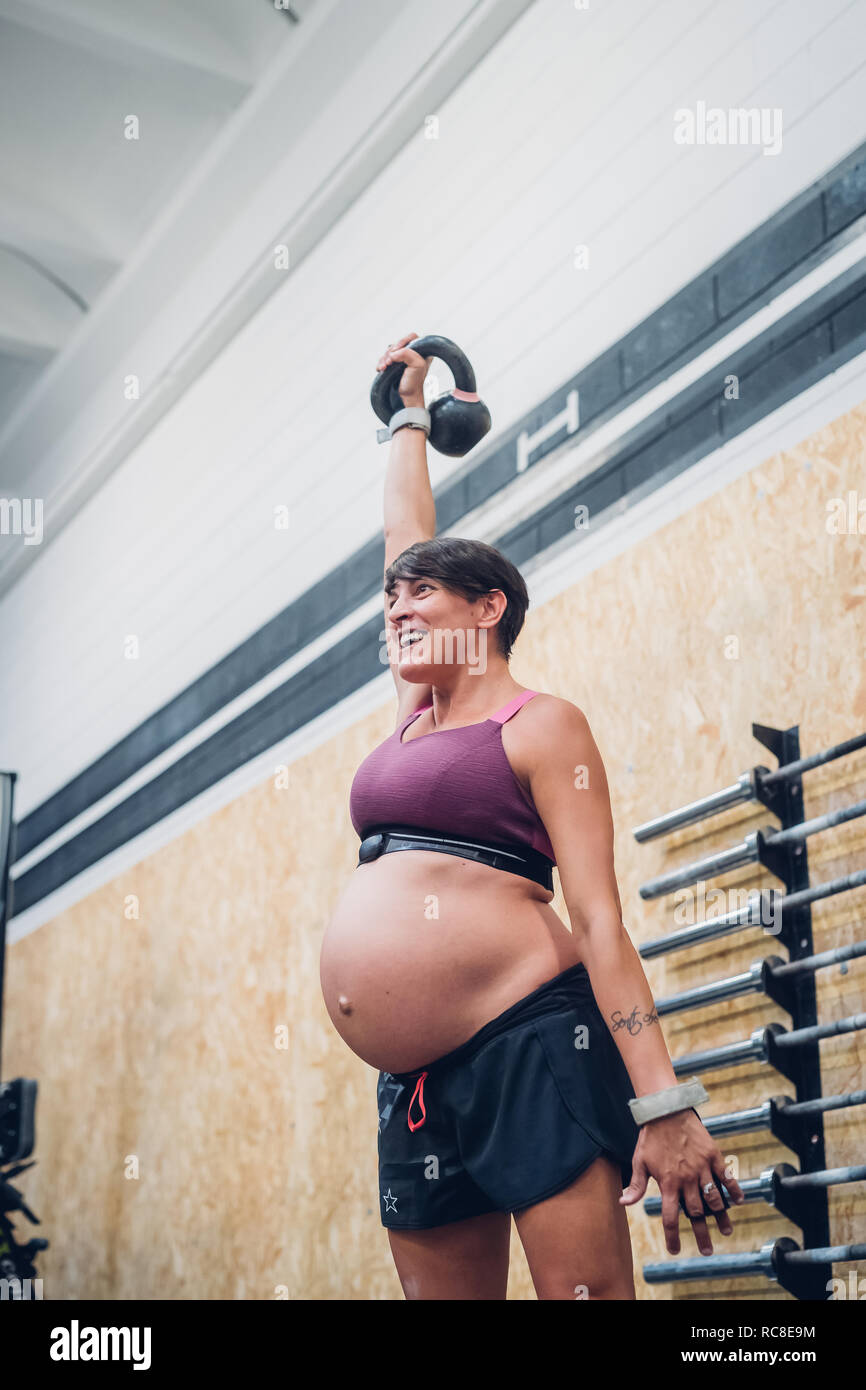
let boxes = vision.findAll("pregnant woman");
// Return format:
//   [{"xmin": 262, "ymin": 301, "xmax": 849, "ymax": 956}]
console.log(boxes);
[{"xmin": 319, "ymin": 333, "xmax": 743, "ymax": 1300}]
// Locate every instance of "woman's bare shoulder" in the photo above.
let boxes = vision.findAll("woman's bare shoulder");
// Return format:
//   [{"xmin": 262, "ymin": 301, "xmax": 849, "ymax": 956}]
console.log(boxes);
[
  {"xmin": 502, "ymin": 692, "xmax": 590, "ymax": 789},
  {"xmin": 513, "ymin": 692, "xmax": 591, "ymax": 747},
  {"xmin": 525, "ymin": 691, "xmax": 587, "ymax": 722}
]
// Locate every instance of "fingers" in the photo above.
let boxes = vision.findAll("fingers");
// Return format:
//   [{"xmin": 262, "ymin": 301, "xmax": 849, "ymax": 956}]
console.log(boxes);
[
  {"xmin": 659, "ymin": 1171, "xmax": 736, "ymax": 1257},
  {"xmin": 682, "ymin": 1178, "xmax": 715, "ymax": 1255},
  {"xmin": 719, "ymin": 1161, "xmax": 746, "ymax": 1206},
  {"xmin": 707, "ymin": 1161, "xmax": 734, "ymax": 1236},
  {"xmin": 681, "ymin": 1166, "xmax": 740, "ymax": 1255},
  {"xmin": 375, "ymin": 333, "xmax": 419, "ymax": 373},
  {"xmin": 376, "ymin": 347, "xmax": 407, "ymax": 372},
  {"xmin": 619, "ymin": 1158, "xmax": 649, "ymax": 1207},
  {"xmin": 660, "ymin": 1184, "xmax": 682, "ymax": 1255}
]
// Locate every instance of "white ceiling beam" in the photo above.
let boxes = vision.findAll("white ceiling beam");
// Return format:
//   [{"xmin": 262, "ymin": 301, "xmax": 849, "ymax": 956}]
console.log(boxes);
[
  {"xmin": 0, "ymin": 0, "xmax": 258, "ymax": 92},
  {"xmin": 0, "ymin": 205, "xmax": 113, "ymax": 274},
  {"xmin": 0, "ymin": 250, "xmax": 89, "ymax": 351},
  {"xmin": 0, "ymin": 331, "xmax": 55, "ymax": 363},
  {"xmin": 0, "ymin": 204, "xmax": 118, "ymax": 308}
]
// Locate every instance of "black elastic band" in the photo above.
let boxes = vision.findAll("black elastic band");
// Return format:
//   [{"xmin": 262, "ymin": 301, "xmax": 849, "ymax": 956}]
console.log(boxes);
[{"xmin": 679, "ymin": 1180, "xmax": 732, "ymax": 1218}]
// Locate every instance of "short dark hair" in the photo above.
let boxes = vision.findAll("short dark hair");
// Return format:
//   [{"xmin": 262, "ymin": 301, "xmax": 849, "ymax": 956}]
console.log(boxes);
[{"xmin": 384, "ymin": 535, "xmax": 529, "ymax": 662}]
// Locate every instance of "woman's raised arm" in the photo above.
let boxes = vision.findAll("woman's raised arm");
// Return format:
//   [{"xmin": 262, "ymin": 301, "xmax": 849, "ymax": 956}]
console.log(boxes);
[
  {"xmin": 377, "ymin": 334, "xmax": 436, "ymax": 714},
  {"xmin": 380, "ymin": 334, "xmax": 435, "ymax": 558}
]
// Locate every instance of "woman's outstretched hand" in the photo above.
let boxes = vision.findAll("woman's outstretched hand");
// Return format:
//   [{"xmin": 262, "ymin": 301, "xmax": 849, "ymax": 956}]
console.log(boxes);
[
  {"xmin": 376, "ymin": 333, "xmax": 433, "ymax": 408},
  {"xmin": 619, "ymin": 1108, "xmax": 745, "ymax": 1255}
]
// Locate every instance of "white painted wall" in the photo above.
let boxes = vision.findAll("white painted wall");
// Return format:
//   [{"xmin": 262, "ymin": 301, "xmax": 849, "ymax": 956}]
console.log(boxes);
[{"xmin": 3, "ymin": 0, "xmax": 865, "ymax": 818}]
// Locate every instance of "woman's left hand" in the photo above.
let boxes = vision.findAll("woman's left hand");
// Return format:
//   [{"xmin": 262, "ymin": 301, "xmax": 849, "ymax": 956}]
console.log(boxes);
[{"xmin": 619, "ymin": 1108, "xmax": 745, "ymax": 1255}]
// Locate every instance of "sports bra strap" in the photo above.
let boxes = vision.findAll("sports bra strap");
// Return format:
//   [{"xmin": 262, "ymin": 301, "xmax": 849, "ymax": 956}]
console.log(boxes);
[
  {"xmin": 400, "ymin": 702, "xmax": 432, "ymax": 727},
  {"xmin": 491, "ymin": 690, "xmax": 537, "ymax": 724},
  {"xmin": 402, "ymin": 692, "xmax": 537, "ymax": 727}
]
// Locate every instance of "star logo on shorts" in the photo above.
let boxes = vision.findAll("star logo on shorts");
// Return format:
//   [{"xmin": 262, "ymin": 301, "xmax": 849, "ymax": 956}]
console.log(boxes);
[{"xmin": 382, "ymin": 1189, "xmax": 398, "ymax": 1213}]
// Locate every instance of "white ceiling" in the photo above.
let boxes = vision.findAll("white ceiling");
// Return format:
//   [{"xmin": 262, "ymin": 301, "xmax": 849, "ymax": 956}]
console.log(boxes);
[{"xmin": 0, "ymin": 0, "xmax": 308, "ymax": 425}]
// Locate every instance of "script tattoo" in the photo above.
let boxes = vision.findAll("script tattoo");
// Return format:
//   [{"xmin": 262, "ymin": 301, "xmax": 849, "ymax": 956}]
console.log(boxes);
[{"xmin": 610, "ymin": 1005, "xmax": 660, "ymax": 1036}]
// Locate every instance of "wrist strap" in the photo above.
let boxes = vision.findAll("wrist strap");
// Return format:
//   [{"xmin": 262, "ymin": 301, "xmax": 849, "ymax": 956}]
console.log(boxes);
[
  {"xmin": 627, "ymin": 1076, "xmax": 709, "ymax": 1126},
  {"xmin": 376, "ymin": 406, "xmax": 431, "ymax": 443}
]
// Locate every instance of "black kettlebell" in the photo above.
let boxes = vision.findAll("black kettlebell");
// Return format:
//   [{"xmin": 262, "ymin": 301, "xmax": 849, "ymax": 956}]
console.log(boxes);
[{"xmin": 370, "ymin": 334, "xmax": 491, "ymax": 458}]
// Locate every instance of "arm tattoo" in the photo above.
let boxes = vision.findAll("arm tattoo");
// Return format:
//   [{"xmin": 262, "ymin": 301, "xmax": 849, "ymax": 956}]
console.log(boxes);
[{"xmin": 610, "ymin": 1004, "xmax": 660, "ymax": 1036}]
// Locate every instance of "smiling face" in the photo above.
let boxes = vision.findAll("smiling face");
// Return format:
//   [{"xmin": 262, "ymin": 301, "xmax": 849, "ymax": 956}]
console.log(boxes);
[{"xmin": 385, "ymin": 574, "xmax": 506, "ymax": 678}]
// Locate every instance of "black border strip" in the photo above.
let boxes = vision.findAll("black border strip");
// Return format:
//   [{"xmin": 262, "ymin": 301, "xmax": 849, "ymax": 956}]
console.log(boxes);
[
  {"xmin": 11, "ymin": 143, "xmax": 866, "ymax": 877},
  {"xmin": 11, "ymin": 256, "xmax": 866, "ymax": 918}
]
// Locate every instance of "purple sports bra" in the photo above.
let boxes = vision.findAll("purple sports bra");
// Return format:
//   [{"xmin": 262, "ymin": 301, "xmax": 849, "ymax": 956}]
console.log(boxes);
[{"xmin": 349, "ymin": 689, "xmax": 556, "ymax": 863}]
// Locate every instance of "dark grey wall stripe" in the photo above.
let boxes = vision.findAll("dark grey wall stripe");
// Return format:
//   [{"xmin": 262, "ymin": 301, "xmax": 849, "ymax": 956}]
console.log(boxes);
[
  {"xmin": 11, "ymin": 260, "xmax": 866, "ymax": 919},
  {"xmin": 12, "ymin": 142, "xmax": 866, "ymax": 880},
  {"xmin": 499, "ymin": 262, "xmax": 866, "ymax": 564},
  {"xmin": 12, "ymin": 618, "xmax": 379, "ymax": 914},
  {"xmin": 13, "ymin": 532, "xmax": 385, "ymax": 860}
]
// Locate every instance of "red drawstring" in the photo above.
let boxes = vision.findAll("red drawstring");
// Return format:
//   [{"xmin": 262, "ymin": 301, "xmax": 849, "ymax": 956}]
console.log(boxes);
[{"xmin": 407, "ymin": 1071, "xmax": 428, "ymax": 1130}]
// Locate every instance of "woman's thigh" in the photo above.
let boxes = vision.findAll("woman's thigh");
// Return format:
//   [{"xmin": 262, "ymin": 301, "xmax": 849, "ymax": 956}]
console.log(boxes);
[
  {"xmin": 512, "ymin": 1152, "xmax": 635, "ymax": 1300},
  {"xmin": 386, "ymin": 1210, "xmax": 512, "ymax": 1300}
]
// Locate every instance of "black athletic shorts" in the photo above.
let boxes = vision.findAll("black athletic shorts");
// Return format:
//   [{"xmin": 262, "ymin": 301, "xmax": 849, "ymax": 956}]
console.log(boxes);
[{"xmin": 376, "ymin": 961, "xmax": 640, "ymax": 1229}]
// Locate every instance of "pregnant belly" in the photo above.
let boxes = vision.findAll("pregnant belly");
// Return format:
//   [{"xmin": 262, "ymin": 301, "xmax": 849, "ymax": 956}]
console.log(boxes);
[{"xmin": 319, "ymin": 851, "xmax": 581, "ymax": 1073}]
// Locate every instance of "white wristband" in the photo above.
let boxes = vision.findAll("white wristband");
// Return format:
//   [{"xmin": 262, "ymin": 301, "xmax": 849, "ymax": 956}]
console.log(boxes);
[
  {"xmin": 375, "ymin": 406, "xmax": 431, "ymax": 443},
  {"xmin": 627, "ymin": 1076, "xmax": 709, "ymax": 1126}
]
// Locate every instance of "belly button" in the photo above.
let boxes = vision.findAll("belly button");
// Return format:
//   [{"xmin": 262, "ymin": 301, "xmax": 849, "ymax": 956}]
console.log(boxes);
[{"xmin": 338, "ymin": 995, "xmax": 353, "ymax": 1015}]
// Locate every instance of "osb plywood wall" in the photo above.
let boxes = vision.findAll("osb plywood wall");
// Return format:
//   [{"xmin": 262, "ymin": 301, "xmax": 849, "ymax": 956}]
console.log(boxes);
[{"xmin": 6, "ymin": 399, "xmax": 865, "ymax": 1300}]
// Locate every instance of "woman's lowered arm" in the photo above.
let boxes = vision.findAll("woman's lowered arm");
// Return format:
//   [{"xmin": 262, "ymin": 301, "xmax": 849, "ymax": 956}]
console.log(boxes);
[{"xmin": 524, "ymin": 697, "xmax": 745, "ymax": 1255}]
